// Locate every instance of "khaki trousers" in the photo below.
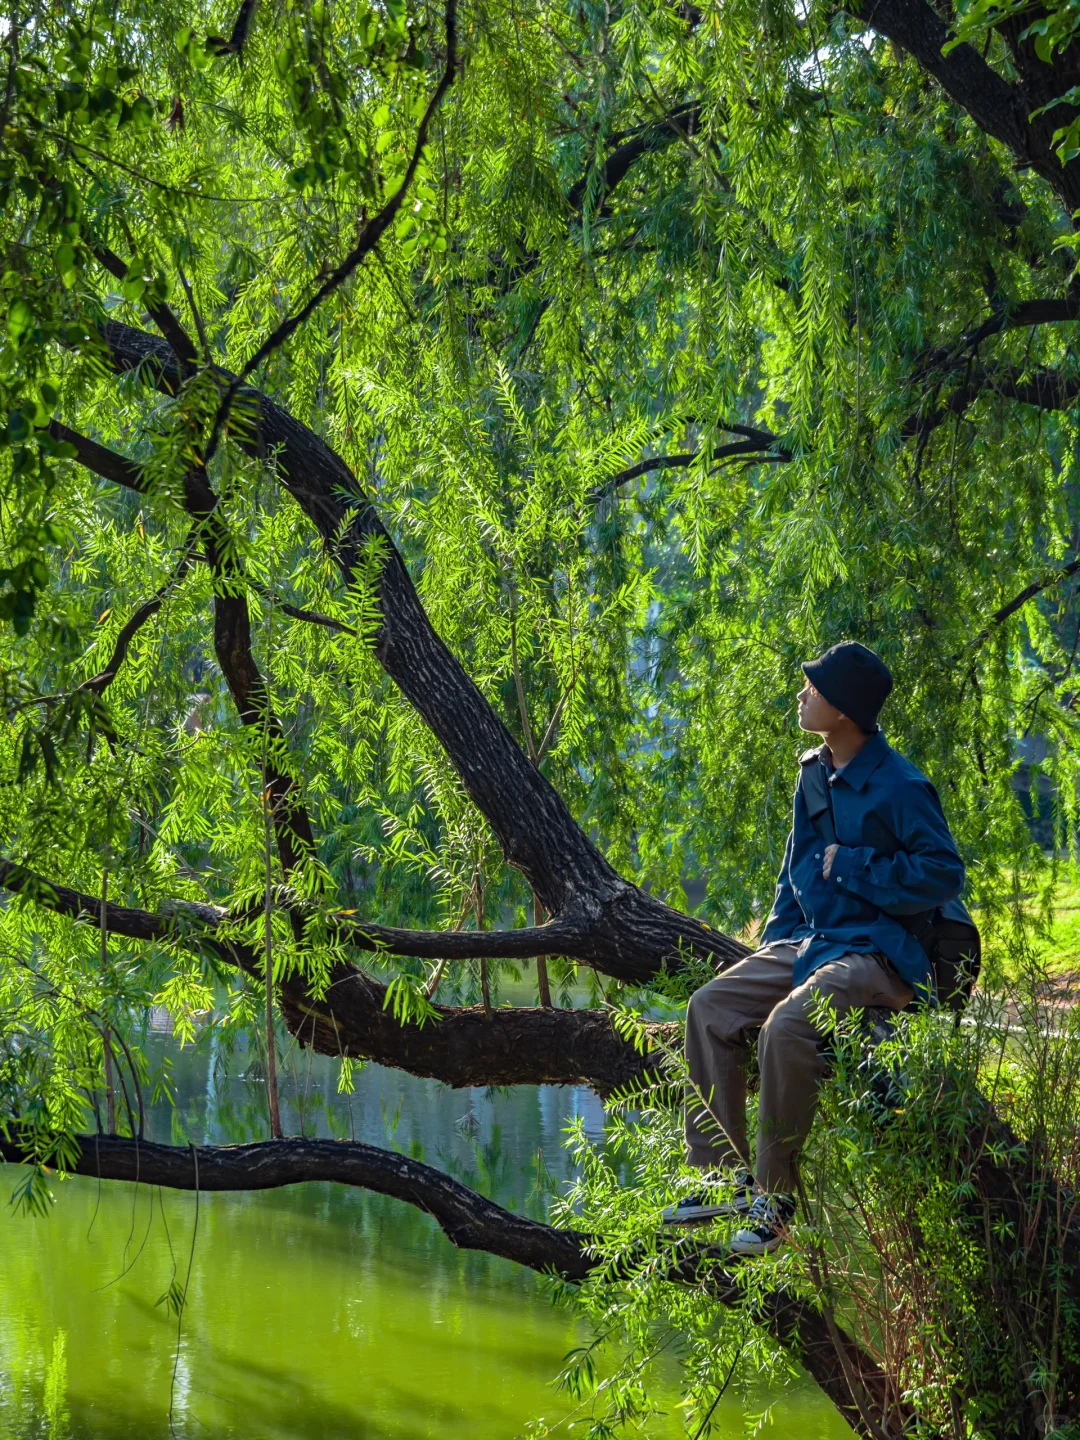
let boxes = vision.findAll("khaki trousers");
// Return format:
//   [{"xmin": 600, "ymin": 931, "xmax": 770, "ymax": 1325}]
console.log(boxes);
[{"xmin": 684, "ymin": 942, "xmax": 914, "ymax": 1195}]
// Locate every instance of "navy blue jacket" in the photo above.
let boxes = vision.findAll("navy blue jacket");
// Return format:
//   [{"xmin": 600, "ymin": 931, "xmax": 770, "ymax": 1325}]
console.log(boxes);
[{"xmin": 761, "ymin": 730, "xmax": 969, "ymax": 991}]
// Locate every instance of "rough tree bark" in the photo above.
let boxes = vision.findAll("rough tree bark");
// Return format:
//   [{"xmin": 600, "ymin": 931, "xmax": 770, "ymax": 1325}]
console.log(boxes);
[
  {"xmin": 61, "ymin": 321, "xmax": 745, "ymax": 988},
  {"xmin": 0, "ymin": 858, "xmax": 684, "ymax": 1093}
]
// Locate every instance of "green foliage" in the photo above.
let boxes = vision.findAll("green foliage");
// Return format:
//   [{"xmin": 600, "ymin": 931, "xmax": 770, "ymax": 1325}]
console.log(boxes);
[
  {"xmin": 557, "ymin": 989, "xmax": 1080, "ymax": 1437},
  {"xmin": 3, "ymin": 0, "xmax": 1080, "ymax": 1428}
]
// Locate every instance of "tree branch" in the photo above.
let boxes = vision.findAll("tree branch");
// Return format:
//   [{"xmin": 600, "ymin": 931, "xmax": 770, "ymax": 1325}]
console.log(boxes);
[
  {"xmin": 592, "ymin": 433, "xmax": 791, "ymax": 500},
  {"xmin": 0, "ymin": 858, "xmax": 222, "ymax": 945},
  {"xmin": 44, "ymin": 432, "xmax": 355, "ymax": 642},
  {"xmin": 0, "ymin": 858, "xmax": 677, "ymax": 1093},
  {"xmin": 276, "ymin": 599, "xmax": 356, "ymax": 635},
  {"xmin": 207, "ymin": 0, "xmax": 257, "ymax": 56},
  {"xmin": 959, "ymin": 295, "xmax": 1080, "ymax": 351},
  {"xmin": 202, "ymin": 0, "xmax": 458, "ymax": 468},
  {"xmin": 331, "ymin": 912, "xmax": 579, "ymax": 959},
  {"xmin": 49, "ymin": 421, "xmax": 147, "ymax": 492},
  {"xmin": 46, "ymin": 415, "xmax": 725, "ymax": 981},
  {"xmin": 94, "ymin": 319, "xmax": 739, "ymax": 981},
  {"xmin": 79, "ymin": 541, "xmax": 196, "ymax": 694},
  {"xmin": 567, "ymin": 102, "xmax": 702, "ymax": 213},
  {"xmin": 909, "ymin": 295, "xmax": 1080, "ymax": 385},
  {"xmin": 0, "ymin": 1129, "xmax": 904, "ymax": 1438},
  {"xmin": 0, "ymin": 1131, "xmax": 592, "ymax": 1276},
  {"xmin": 0, "ymin": 851, "xmax": 674, "ymax": 964},
  {"xmin": 902, "ymin": 365, "xmax": 1080, "ymax": 441},
  {"xmin": 852, "ymin": 0, "xmax": 1080, "ymax": 210},
  {"xmin": 210, "ymin": 578, "xmax": 317, "ymax": 877},
  {"xmin": 964, "ymin": 557, "xmax": 1080, "ymax": 655},
  {"xmin": 87, "ymin": 242, "xmax": 200, "ymax": 372}
]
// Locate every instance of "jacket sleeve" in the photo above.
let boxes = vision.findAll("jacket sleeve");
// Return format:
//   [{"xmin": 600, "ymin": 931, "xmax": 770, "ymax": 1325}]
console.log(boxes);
[
  {"xmin": 831, "ymin": 780, "xmax": 965, "ymax": 915},
  {"xmin": 761, "ymin": 828, "xmax": 806, "ymax": 941}
]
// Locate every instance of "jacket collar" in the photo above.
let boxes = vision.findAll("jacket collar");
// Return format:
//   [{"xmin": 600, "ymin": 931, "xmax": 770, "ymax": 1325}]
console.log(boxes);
[
  {"xmin": 801, "ymin": 730, "xmax": 890, "ymax": 793},
  {"xmin": 825, "ymin": 728, "xmax": 890, "ymax": 793}
]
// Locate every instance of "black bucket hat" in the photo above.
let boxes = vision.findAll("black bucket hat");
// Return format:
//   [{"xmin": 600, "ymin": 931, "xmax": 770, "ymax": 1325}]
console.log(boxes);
[{"xmin": 801, "ymin": 641, "xmax": 893, "ymax": 733}]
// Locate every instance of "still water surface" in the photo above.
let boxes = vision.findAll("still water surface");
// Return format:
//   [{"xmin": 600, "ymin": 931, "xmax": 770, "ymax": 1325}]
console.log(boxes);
[{"xmin": 0, "ymin": 1031, "xmax": 852, "ymax": 1438}]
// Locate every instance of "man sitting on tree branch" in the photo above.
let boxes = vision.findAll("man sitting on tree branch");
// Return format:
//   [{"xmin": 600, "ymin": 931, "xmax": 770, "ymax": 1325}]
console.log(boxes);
[{"xmin": 664, "ymin": 642, "xmax": 969, "ymax": 1254}]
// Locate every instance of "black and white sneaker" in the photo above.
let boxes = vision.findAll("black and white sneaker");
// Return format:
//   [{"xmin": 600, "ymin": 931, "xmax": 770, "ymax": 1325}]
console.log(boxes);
[
  {"xmin": 662, "ymin": 1169, "xmax": 755, "ymax": 1226},
  {"xmin": 728, "ymin": 1192, "xmax": 795, "ymax": 1255}
]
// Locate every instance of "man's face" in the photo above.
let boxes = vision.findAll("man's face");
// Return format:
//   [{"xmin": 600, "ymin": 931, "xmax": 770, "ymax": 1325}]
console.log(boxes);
[{"xmin": 797, "ymin": 678, "xmax": 847, "ymax": 734}]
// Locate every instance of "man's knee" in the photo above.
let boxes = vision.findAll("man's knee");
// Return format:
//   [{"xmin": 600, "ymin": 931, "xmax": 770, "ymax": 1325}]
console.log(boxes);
[
  {"xmin": 687, "ymin": 976, "xmax": 721, "ymax": 1018},
  {"xmin": 759, "ymin": 994, "xmax": 814, "ymax": 1051},
  {"xmin": 687, "ymin": 976, "xmax": 742, "ymax": 1041}
]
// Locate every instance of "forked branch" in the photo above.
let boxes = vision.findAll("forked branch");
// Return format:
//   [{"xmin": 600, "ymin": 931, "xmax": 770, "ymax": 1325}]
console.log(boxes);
[{"xmin": 0, "ymin": 857, "xmax": 672, "ymax": 1093}]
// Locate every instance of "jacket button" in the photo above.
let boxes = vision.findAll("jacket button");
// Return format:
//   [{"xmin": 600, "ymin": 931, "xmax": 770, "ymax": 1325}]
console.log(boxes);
[
  {"xmin": 836, "ymin": 876, "xmax": 843, "ymax": 884},
  {"xmin": 814, "ymin": 852, "xmax": 821, "ymax": 860}
]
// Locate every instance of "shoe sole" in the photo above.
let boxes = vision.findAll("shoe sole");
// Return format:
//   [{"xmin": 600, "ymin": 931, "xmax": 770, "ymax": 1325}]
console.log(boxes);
[
  {"xmin": 662, "ymin": 1207, "xmax": 728, "ymax": 1224},
  {"xmin": 728, "ymin": 1234, "xmax": 785, "ymax": 1256},
  {"xmin": 662, "ymin": 1199, "xmax": 755, "ymax": 1225}
]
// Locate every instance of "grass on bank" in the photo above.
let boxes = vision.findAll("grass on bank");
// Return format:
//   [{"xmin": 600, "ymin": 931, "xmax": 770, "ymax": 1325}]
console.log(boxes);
[{"xmin": 1033, "ymin": 867, "xmax": 1080, "ymax": 974}]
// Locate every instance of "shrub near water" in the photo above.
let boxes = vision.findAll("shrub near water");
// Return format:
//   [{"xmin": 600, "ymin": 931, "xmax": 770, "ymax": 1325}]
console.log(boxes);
[{"xmin": 551, "ymin": 980, "xmax": 1080, "ymax": 1439}]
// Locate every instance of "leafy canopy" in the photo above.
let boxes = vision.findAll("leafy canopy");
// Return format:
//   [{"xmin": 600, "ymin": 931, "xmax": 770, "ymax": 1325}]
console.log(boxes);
[{"xmin": 2, "ymin": 0, "xmax": 1080, "ymax": 1426}]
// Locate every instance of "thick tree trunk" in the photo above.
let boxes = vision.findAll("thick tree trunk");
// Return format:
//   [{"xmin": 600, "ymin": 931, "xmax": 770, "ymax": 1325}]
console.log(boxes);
[
  {"xmin": 92, "ymin": 321, "xmax": 742, "ymax": 983},
  {"xmin": 845, "ymin": 0, "xmax": 1080, "ymax": 214}
]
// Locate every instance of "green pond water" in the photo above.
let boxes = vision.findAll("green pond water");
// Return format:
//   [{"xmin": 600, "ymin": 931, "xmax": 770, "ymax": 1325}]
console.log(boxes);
[{"xmin": 0, "ymin": 1029, "xmax": 853, "ymax": 1439}]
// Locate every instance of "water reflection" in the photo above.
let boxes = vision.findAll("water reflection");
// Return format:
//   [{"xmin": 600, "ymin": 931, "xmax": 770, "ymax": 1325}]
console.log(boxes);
[{"xmin": 0, "ymin": 1032, "xmax": 851, "ymax": 1438}]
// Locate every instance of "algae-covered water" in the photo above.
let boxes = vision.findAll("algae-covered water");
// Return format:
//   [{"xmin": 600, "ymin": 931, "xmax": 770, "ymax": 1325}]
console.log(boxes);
[{"xmin": 0, "ymin": 1032, "xmax": 852, "ymax": 1439}]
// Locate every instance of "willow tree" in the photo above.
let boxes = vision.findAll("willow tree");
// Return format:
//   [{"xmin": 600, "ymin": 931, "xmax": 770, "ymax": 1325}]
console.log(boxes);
[{"xmin": 4, "ymin": 0, "xmax": 1080, "ymax": 1433}]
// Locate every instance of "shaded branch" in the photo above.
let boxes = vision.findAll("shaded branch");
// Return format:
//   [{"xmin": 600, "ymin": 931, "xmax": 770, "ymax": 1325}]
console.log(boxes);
[
  {"xmin": 49, "ymin": 421, "xmax": 146, "ymax": 492},
  {"xmin": 88, "ymin": 242, "xmax": 199, "ymax": 371},
  {"xmin": 567, "ymin": 102, "xmax": 702, "ymax": 213},
  {"xmin": 197, "ymin": 559, "xmax": 357, "ymax": 636},
  {"xmin": 209, "ymin": 577, "xmax": 316, "ymax": 876},
  {"xmin": 0, "ymin": 858, "xmax": 675, "ymax": 1093},
  {"xmin": 277, "ymin": 966, "xmax": 673, "ymax": 1094},
  {"xmin": 46, "ymin": 429, "xmax": 356, "ymax": 643},
  {"xmin": 959, "ymin": 295, "xmax": 1080, "ymax": 351},
  {"xmin": 908, "ymin": 295, "xmax": 1080, "ymax": 392},
  {"xmin": 964, "ymin": 557, "xmax": 1080, "ymax": 656},
  {"xmin": 276, "ymin": 598, "xmax": 356, "ymax": 635},
  {"xmin": 79, "ymin": 541, "xmax": 196, "ymax": 695},
  {"xmin": 0, "ymin": 858, "xmax": 223, "ymax": 946},
  {"xmin": 11, "ymin": 543, "xmax": 196, "ymax": 716},
  {"xmin": 902, "ymin": 366, "xmax": 1080, "ymax": 441},
  {"xmin": 962, "ymin": 367, "xmax": 1080, "ymax": 412},
  {"xmin": 336, "ymin": 917, "xmax": 568, "ymax": 959},
  {"xmin": 0, "ymin": 849, "xmax": 679, "ymax": 969},
  {"xmin": 592, "ymin": 430, "xmax": 792, "ymax": 500},
  {"xmin": 101, "ymin": 425, "xmax": 320, "ymax": 879},
  {"xmin": 207, "ymin": 0, "xmax": 257, "ymax": 55},
  {"xmin": 853, "ymin": 0, "xmax": 1080, "ymax": 210}
]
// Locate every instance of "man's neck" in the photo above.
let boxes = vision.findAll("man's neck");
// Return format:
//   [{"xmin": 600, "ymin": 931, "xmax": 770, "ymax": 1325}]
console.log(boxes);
[{"xmin": 820, "ymin": 723, "xmax": 872, "ymax": 771}]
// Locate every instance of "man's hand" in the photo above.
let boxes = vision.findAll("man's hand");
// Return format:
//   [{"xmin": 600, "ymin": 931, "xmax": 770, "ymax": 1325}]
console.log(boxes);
[{"xmin": 822, "ymin": 843, "xmax": 839, "ymax": 879}]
